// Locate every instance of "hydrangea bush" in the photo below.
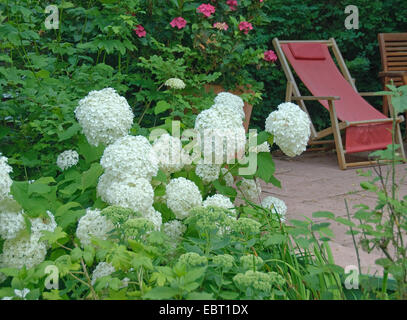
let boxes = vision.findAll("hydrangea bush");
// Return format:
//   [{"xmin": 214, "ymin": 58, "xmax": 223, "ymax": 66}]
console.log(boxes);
[{"xmin": 0, "ymin": 88, "xmax": 352, "ymax": 300}]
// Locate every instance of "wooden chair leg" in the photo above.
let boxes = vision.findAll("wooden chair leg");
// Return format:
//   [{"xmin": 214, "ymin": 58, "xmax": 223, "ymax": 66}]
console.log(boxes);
[
  {"xmin": 382, "ymin": 77, "xmax": 390, "ymax": 116},
  {"xmin": 328, "ymin": 100, "xmax": 347, "ymax": 170},
  {"xmin": 403, "ymin": 76, "xmax": 407, "ymax": 141},
  {"xmin": 395, "ymin": 121, "xmax": 406, "ymax": 160}
]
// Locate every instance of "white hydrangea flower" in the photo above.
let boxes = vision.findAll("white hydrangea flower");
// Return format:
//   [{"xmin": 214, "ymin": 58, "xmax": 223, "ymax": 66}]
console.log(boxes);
[
  {"xmin": 100, "ymin": 135, "xmax": 158, "ymax": 181},
  {"xmin": 212, "ymin": 103, "xmax": 245, "ymax": 122},
  {"xmin": 97, "ymin": 175, "xmax": 154, "ymax": 213},
  {"xmin": 75, "ymin": 88, "xmax": 134, "ymax": 146},
  {"xmin": 56, "ymin": 150, "xmax": 79, "ymax": 171},
  {"xmin": 203, "ymin": 194, "xmax": 235, "ymax": 214},
  {"xmin": 166, "ymin": 177, "xmax": 202, "ymax": 220},
  {"xmin": 261, "ymin": 196, "xmax": 287, "ymax": 221},
  {"xmin": 214, "ymin": 92, "xmax": 245, "ymax": 119},
  {"xmin": 220, "ymin": 168, "xmax": 234, "ymax": 187},
  {"xmin": 265, "ymin": 102, "xmax": 311, "ymax": 157},
  {"xmin": 152, "ymin": 134, "xmax": 191, "ymax": 173},
  {"xmin": 0, "ymin": 211, "xmax": 25, "ymax": 240},
  {"xmin": 240, "ymin": 178, "xmax": 262, "ymax": 203},
  {"xmin": 195, "ymin": 106, "xmax": 243, "ymax": 132},
  {"xmin": 76, "ymin": 208, "xmax": 114, "ymax": 247},
  {"xmin": 91, "ymin": 262, "xmax": 116, "ymax": 286},
  {"xmin": 164, "ymin": 78, "xmax": 186, "ymax": 89},
  {"xmin": 195, "ymin": 108, "xmax": 246, "ymax": 164},
  {"xmin": 142, "ymin": 207, "xmax": 162, "ymax": 231},
  {"xmin": 162, "ymin": 220, "xmax": 186, "ymax": 245},
  {"xmin": 195, "ymin": 161, "xmax": 221, "ymax": 183},
  {"xmin": 0, "ymin": 154, "xmax": 13, "ymax": 201},
  {"xmin": 0, "ymin": 234, "xmax": 47, "ymax": 270}
]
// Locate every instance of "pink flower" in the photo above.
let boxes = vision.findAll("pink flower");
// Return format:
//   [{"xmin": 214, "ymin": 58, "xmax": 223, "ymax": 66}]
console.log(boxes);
[
  {"xmin": 264, "ymin": 50, "xmax": 278, "ymax": 62},
  {"xmin": 134, "ymin": 25, "xmax": 146, "ymax": 38},
  {"xmin": 213, "ymin": 22, "xmax": 229, "ymax": 31},
  {"xmin": 197, "ymin": 3, "xmax": 216, "ymax": 18},
  {"xmin": 170, "ymin": 17, "xmax": 187, "ymax": 29},
  {"xmin": 226, "ymin": 0, "xmax": 237, "ymax": 11},
  {"xmin": 238, "ymin": 21, "xmax": 253, "ymax": 35}
]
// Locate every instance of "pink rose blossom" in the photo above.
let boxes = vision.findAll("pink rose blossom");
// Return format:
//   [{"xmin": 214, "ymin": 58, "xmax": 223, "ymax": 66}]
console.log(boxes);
[
  {"xmin": 226, "ymin": 0, "xmax": 237, "ymax": 11},
  {"xmin": 264, "ymin": 50, "xmax": 278, "ymax": 62},
  {"xmin": 170, "ymin": 17, "xmax": 187, "ymax": 29},
  {"xmin": 213, "ymin": 22, "xmax": 229, "ymax": 31},
  {"xmin": 197, "ymin": 3, "xmax": 216, "ymax": 18},
  {"xmin": 134, "ymin": 25, "xmax": 146, "ymax": 38},
  {"xmin": 238, "ymin": 21, "xmax": 253, "ymax": 34}
]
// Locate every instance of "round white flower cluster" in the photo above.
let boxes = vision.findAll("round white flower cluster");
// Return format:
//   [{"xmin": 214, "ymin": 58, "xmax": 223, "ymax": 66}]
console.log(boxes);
[
  {"xmin": 97, "ymin": 175, "xmax": 154, "ymax": 213},
  {"xmin": 164, "ymin": 78, "xmax": 186, "ymax": 90},
  {"xmin": 0, "ymin": 211, "xmax": 57, "ymax": 270},
  {"xmin": 100, "ymin": 135, "xmax": 158, "ymax": 181},
  {"xmin": 152, "ymin": 134, "xmax": 191, "ymax": 174},
  {"xmin": 91, "ymin": 262, "xmax": 116, "ymax": 286},
  {"xmin": 76, "ymin": 208, "xmax": 114, "ymax": 247},
  {"xmin": 265, "ymin": 102, "xmax": 311, "ymax": 157},
  {"xmin": 0, "ymin": 211, "xmax": 25, "ymax": 240},
  {"xmin": 0, "ymin": 235, "xmax": 47, "ymax": 270},
  {"xmin": 261, "ymin": 196, "xmax": 287, "ymax": 221},
  {"xmin": 195, "ymin": 92, "xmax": 246, "ymax": 164},
  {"xmin": 240, "ymin": 178, "xmax": 262, "ymax": 203},
  {"xmin": 75, "ymin": 88, "xmax": 134, "ymax": 146},
  {"xmin": 97, "ymin": 134, "xmax": 163, "ymax": 230},
  {"xmin": 203, "ymin": 194, "xmax": 235, "ymax": 214},
  {"xmin": 162, "ymin": 220, "xmax": 186, "ymax": 246},
  {"xmin": 0, "ymin": 154, "xmax": 13, "ymax": 201},
  {"xmin": 56, "ymin": 150, "xmax": 79, "ymax": 171},
  {"xmin": 213, "ymin": 92, "xmax": 245, "ymax": 120},
  {"xmin": 195, "ymin": 162, "xmax": 221, "ymax": 183},
  {"xmin": 166, "ymin": 177, "xmax": 202, "ymax": 220}
]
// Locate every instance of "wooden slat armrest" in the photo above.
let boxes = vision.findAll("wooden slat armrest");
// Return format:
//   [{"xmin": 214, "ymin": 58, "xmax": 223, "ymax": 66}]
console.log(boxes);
[
  {"xmin": 379, "ymin": 71, "xmax": 407, "ymax": 78},
  {"xmin": 347, "ymin": 116, "xmax": 404, "ymax": 127},
  {"xmin": 359, "ymin": 92, "xmax": 387, "ymax": 97},
  {"xmin": 290, "ymin": 96, "xmax": 340, "ymax": 101}
]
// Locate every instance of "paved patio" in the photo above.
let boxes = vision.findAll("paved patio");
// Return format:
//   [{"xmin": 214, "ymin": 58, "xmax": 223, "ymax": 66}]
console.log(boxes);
[{"xmin": 260, "ymin": 147, "xmax": 407, "ymax": 275}]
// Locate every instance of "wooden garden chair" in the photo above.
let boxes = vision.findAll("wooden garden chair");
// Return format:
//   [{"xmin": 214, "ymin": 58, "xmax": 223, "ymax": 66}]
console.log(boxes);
[
  {"xmin": 272, "ymin": 38, "xmax": 405, "ymax": 170},
  {"xmin": 378, "ymin": 33, "xmax": 407, "ymax": 126}
]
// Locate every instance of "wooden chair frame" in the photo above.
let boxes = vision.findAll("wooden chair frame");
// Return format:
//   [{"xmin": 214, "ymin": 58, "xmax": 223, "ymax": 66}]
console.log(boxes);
[
  {"xmin": 273, "ymin": 38, "xmax": 406, "ymax": 170},
  {"xmin": 378, "ymin": 33, "xmax": 407, "ymax": 135}
]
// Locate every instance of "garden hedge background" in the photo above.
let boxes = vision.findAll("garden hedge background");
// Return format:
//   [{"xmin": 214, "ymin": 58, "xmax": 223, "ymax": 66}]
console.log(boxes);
[{"xmin": 1, "ymin": 0, "xmax": 406, "ymax": 179}]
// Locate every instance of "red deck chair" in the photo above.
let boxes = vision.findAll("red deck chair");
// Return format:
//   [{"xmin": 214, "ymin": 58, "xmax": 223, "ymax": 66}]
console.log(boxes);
[{"xmin": 273, "ymin": 38, "xmax": 405, "ymax": 170}]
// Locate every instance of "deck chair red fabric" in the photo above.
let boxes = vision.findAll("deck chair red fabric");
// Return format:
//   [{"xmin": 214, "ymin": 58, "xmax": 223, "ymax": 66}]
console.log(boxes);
[{"xmin": 281, "ymin": 42, "xmax": 392, "ymax": 154}]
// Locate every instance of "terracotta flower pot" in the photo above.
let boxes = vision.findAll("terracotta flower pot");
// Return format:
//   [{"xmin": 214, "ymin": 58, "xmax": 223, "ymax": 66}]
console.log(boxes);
[{"xmin": 204, "ymin": 84, "xmax": 254, "ymax": 132}]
